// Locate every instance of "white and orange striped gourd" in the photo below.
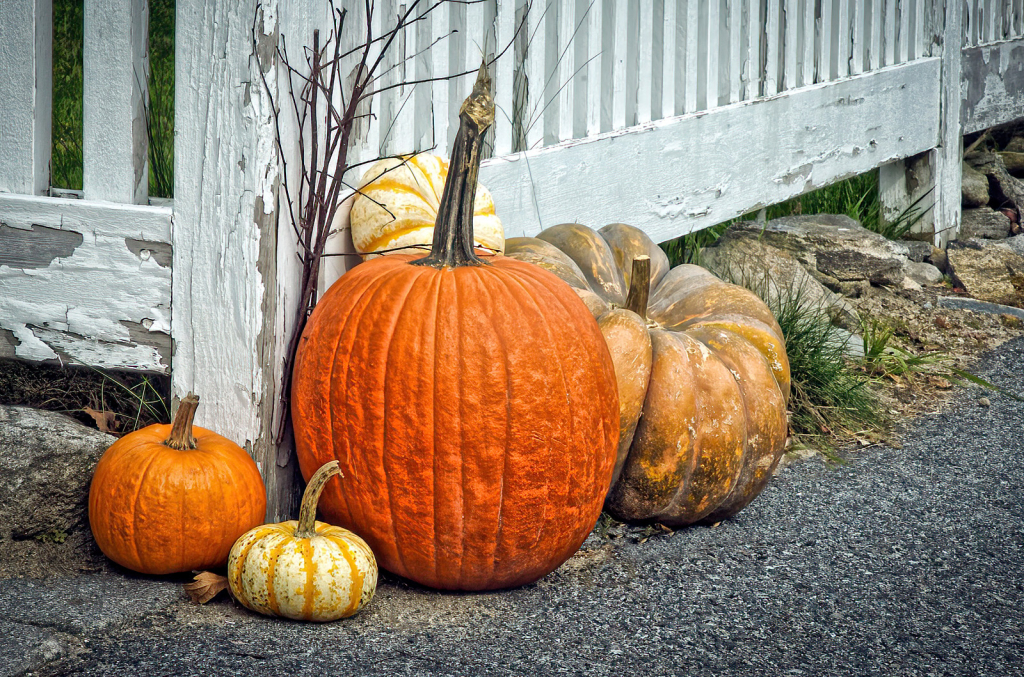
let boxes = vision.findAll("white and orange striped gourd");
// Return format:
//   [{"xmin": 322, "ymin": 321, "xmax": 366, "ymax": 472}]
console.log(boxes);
[
  {"xmin": 227, "ymin": 461, "xmax": 377, "ymax": 621},
  {"xmin": 348, "ymin": 153, "xmax": 503, "ymax": 256}
]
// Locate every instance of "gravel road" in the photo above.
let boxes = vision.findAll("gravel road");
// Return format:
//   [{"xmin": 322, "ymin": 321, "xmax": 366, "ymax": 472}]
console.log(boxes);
[{"xmin": 4, "ymin": 337, "xmax": 1023, "ymax": 677}]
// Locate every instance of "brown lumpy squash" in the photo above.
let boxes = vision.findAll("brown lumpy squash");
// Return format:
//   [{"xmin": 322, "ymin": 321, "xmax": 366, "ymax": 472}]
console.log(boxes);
[{"xmin": 506, "ymin": 223, "xmax": 790, "ymax": 527}]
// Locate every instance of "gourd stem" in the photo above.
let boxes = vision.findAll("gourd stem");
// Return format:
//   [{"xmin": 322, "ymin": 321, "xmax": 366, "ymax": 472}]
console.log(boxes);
[
  {"xmin": 164, "ymin": 393, "xmax": 199, "ymax": 450},
  {"xmin": 623, "ymin": 256, "xmax": 651, "ymax": 319},
  {"xmin": 295, "ymin": 461, "xmax": 344, "ymax": 538},
  {"xmin": 411, "ymin": 62, "xmax": 494, "ymax": 270}
]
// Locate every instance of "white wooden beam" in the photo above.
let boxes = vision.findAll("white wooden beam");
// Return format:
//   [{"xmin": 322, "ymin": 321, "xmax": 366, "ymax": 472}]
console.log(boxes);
[
  {"xmin": 481, "ymin": 58, "xmax": 943, "ymax": 244},
  {"xmin": 0, "ymin": 0, "xmax": 52, "ymax": 196},
  {"xmin": 83, "ymin": 0, "xmax": 148, "ymax": 204},
  {"xmin": 0, "ymin": 194, "xmax": 171, "ymax": 371},
  {"xmin": 960, "ymin": 36, "xmax": 1024, "ymax": 133}
]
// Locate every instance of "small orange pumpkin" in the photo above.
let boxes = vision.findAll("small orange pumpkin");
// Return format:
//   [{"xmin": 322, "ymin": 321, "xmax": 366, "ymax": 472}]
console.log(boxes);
[{"xmin": 88, "ymin": 394, "xmax": 267, "ymax": 574}]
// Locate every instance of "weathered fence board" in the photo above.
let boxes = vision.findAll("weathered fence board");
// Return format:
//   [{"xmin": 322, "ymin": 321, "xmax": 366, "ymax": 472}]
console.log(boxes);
[
  {"xmin": 961, "ymin": 36, "xmax": 1024, "ymax": 133},
  {"xmin": 82, "ymin": 0, "xmax": 149, "ymax": 204},
  {"xmin": 0, "ymin": 0, "xmax": 51, "ymax": 196},
  {"xmin": 0, "ymin": 194, "xmax": 171, "ymax": 371},
  {"xmin": 480, "ymin": 58, "xmax": 942, "ymax": 244},
  {"xmin": 173, "ymin": 0, "xmax": 301, "ymax": 520}
]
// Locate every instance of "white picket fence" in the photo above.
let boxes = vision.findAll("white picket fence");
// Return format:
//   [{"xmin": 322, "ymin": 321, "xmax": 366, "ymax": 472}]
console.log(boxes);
[{"xmin": 1, "ymin": 0, "xmax": 1023, "ymax": 517}]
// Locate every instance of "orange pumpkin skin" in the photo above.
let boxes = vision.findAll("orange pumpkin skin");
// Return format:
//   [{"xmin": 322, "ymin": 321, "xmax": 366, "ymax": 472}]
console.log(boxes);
[
  {"xmin": 291, "ymin": 254, "xmax": 619, "ymax": 591},
  {"xmin": 88, "ymin": 403, "xmax": 267, "ymax": 575}
]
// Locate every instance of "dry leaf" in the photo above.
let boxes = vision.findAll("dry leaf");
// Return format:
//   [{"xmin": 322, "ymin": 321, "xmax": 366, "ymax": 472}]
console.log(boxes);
[
  {"xmin": 184, "ymin": 571, "xmax": 229, "ymax": 604},
  {"xmin": 83, "ymin": 406, "xmax": 118, "ymax": 433}
]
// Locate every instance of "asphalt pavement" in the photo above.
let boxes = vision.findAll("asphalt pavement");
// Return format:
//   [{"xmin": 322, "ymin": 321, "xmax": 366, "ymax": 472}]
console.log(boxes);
[{"xmin": 3, "ymin": 337, "xmax": 1022, "ymax": 677}]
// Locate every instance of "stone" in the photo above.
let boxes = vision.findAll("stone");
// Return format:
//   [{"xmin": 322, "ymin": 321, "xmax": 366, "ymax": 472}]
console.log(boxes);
[
  {"xmin": 936, "ymin": 296, "xmax": 1024, "ymax": 321},
  {"xmin": 966, "ymin": 152, "xmax": 1024, "ymax": 216},
  {"xmin": 904, "ymin": 240, "xmax": 933, "ymax": 263},
  {"xmin": 700, "ymin": 234, "xmax": 861, "ymax": 331},
  {"xmin": 960, "ymin": 207, "xmax": 1011, "ymax": 240},
  {"xmin": 905, "ymin": 261, "xmax": 945, "ymax": 286},
  {"xmin": 901, "ymin": 276, "xmax": 922, "ymax": 291},
  {"xmin": 946, "ymin": 239, "xmax": 1024, "ymax": 307},
  {"xmin": 0, "ymin": 406, "xmax": 114, "ymax": 540},
  {"xmin": 961, "ymin": 161, "xmax": 990, "ymax": 207},
  {"xmin": 999, "ymin": 152, "xmax": 1024, "ymax": 176},
  {"xmin": 718, "ymin": 214, "xmax": 909, "ymax": 288},
  {"xmin": 978, "ymin": 397, "xmax": 991, "ymax": 407},
  {"xmin": 929, "ymin": 246, "xmax": 949, "ymax": 273},
  {"xmin": 1006, "ymin": 136, "xmax": 1024, "ymax": 153}
]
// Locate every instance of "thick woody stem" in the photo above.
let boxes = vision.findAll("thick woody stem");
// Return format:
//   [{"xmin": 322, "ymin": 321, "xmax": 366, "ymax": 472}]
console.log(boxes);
[
  {"xmin": 164, "ymin": 393, "xmax": 200, "ymax": 450},
  {"xmin": 294, "ymin": 460, "xmax": 344, "ymax": 538},
  {"xmin": 623, "ymin": 256, "xmax": 651, "ymax": 319},
  {"xmin": 411, "ymin": 61, "xmax": 495, "ymax": 269}
]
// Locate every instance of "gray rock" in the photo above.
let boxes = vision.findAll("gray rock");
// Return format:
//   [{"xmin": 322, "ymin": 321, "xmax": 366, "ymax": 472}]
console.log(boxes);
[
  {"xmin": 905, "ymin": 261, "xmax": 945, "ymax": 286},
  {"xmin": 947, "ymin": 238, "xmax": 1024, "ymax": 307},
  {"xmin": 960, "ymin": 207, "xmax": 1011, "ymax": 240},
  {"xmin": 999, "ymin": 151, "xmax": 1024, "ymax": 176},
  {"xmin": 0, "ymin": 406, "xmax": 114, "ymax": 540},
  {"xmin": 1006, "ymin": 234, "xmax": 1024, "ymax": 258},
  {"xmin": 701, "ymin": 233, "xmax": 861, "ymax": 330},
  {"xmin": 719, "ymin": 215, "xmax": 909, "ymax": 288},
  {"xmin": 966, "ymin": 152, "xmax": 1024, "ymax": 216},
  {"xmin": 961, "ymin": 162, "xmax": 991, "ymax": 207},
  {"xmin": 936, "ymin": 296, "xmax": 1024, "ymax": 321},
  {"xmin": 1006, "ymin": 135, "xmax": 1024, "ymax": 153},
  {"xmin": 904, "ymin": 240, "xmax": 933, "ymax": 263}
]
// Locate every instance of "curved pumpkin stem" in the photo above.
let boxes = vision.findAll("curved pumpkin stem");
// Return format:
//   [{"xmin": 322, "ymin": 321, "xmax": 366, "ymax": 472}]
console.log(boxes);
[
  {"xmin": 623, "ymin": 256, "xmax": 651, "ymax": 320},
  {"xmin": 412, "ymin": 62, "xmax": 494, "ymax": 269},
  {"xmin": 295, "ymin": 461, "xmax": 344, "ymax": 538},
  {"xmin": 164, "ymin": 393, "xmax": 200, "ymax": 450}
]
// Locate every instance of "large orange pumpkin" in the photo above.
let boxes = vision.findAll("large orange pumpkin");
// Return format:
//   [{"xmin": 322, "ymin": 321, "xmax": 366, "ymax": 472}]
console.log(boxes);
[
  {"xmin": 291, "ymin": 66, "xmax": 619, "ymax": 591},
  {"xmin": 506, "ymin": 224, "xmax": 790, "ymax": 527},
  {"xmin": 88, "ymin": 394, "xmax": 267, "ymax": 574}
]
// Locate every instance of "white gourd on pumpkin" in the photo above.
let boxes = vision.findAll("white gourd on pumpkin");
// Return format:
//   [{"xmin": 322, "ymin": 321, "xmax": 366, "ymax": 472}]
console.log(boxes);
[
  {"xmin": 227, "ymin": 461, "xmax": 378, "ymax": 622},
  {"xmin": 347, "ymin": 153, "xmax": 504, "ymax": 256}
]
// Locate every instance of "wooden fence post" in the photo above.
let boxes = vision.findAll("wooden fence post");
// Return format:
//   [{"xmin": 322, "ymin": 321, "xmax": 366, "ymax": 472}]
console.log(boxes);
[
  {"xmin": 0, "ymin": 0, "xmax": 51, "ymax": 196},
  {"xmin": 933, "ymin": 0, "xmax": 963, "ymax": 247},
  {"xmin": 83, "ymin": 0, "xmax": 149, "ymax": 204},
  {"xmin": 173, "ymin": 0, "xmax": 302, "ymax": 521},
  {"xmin": 879, "ymin": 0, "xmax": 963, "ymax": 247}
]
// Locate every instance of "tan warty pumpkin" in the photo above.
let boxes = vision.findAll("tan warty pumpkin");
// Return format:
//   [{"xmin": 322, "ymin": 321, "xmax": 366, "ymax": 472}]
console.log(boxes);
[
  {"xmin": 228, "ymin": 461, "xmax": 377, "ymax": 622},
  {"xmin": 347, "ymin": 152, "xmax": 504, "ymax": 256},
  {"xmin": 506, "ymin": 223, "xmax": 790, "ymax": 527}
]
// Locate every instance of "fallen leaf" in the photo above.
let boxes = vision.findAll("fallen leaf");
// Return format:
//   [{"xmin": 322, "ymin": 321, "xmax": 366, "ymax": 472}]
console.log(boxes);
[
  {"xmin": 184, "ymin": 571, "xmax": 229, "ymax": 604},
  {"xmin": 83, "ymin": 407, "xmax": 118, "ymax": 433}
]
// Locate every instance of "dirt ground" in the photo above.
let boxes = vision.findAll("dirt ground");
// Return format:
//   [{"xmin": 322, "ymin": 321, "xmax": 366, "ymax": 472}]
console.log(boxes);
[{"xmin": 843, "ymin": 280, "xmax": 1022, "ymax": 424}]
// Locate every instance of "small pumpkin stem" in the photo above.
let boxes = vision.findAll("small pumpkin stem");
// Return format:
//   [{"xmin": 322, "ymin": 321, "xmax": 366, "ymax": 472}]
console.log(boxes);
[
  {"xmin": 164, "ymin": 393, "xmax": 200, "ymax": 450},
  {"xmin": 295, "ymin": 461, "xmax": 344, "ymax": 538},
  {"xmin": 412, "ymin": 61, "xmax": 494, "ymax": 269},
  {"xmin": 623, "ymin": 256, "xmax": 651, "ymax": 319}
]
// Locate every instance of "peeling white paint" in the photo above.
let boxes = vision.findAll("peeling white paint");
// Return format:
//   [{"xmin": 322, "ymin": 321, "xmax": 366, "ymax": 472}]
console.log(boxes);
[{"xmin": 0, "ymin": 194, "xmax": 171, "ymax": 371}]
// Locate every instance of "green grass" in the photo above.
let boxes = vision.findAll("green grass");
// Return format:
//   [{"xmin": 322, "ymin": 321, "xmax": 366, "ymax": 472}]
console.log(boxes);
[{"xmin": 51, "ymin": 0, "xmax": 175, "ymax": 197}]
